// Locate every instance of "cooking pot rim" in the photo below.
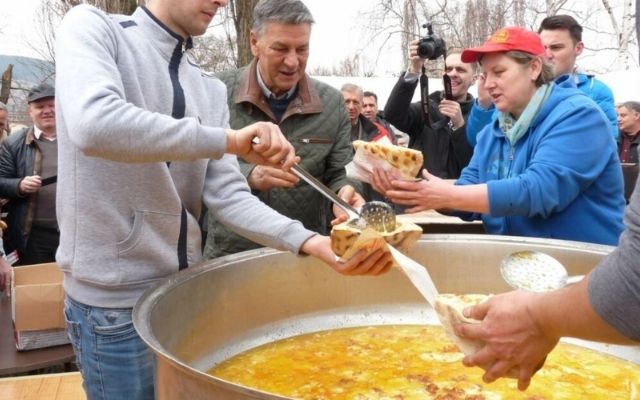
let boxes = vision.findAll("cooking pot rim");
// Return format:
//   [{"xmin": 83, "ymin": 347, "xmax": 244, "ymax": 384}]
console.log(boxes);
[
  {"xmin": 132, "ymin": 234, "xmax": 617, "ymax": 398},
  {"xmin": 133, "ymin": 234, "xmax": 613, "ymax": 353}
]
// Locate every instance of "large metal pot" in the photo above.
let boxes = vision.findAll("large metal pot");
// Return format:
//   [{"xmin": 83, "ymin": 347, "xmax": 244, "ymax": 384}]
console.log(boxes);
[{"xmin": 133, "ymin": 234, "xmax": 640, "ymax": 399}]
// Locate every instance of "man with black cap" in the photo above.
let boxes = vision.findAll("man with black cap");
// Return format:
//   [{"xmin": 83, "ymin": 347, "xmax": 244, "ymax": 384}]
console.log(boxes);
[{"xmin": 0, "ymin": 82, "xmax": 58, "ymax": 265}]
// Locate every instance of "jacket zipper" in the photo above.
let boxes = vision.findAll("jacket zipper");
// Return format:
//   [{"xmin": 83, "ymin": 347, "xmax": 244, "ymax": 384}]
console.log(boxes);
[
  {"xmin": 505, "ymin": 143, "xmax": 515, "ymax": 234},
  {"xmin": 508, "ymin": 145, "xmax": 515, "ymax": 173},
  {"xmin": 299, "ymin": 138, "xmax": 332, "ymax": 144},
  {"xmin": 169, "ymin": 41, "xmax": 186, "ymax": 119},
  {"xmin": 169, "ymin": 40, "xmax": 188, "ymax": 270}
]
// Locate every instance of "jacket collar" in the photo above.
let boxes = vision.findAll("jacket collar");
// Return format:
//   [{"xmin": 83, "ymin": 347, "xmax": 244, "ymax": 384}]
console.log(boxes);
[
  {"xmin": 456, "ymin": 92, "xmax": 475, "ymax": 108},
  {"xmin": 234, "ymin": 58, "xmax": 324, "ymax": 120},
  {"xmin": 134, "ymin": 6, "xmax": 193, "ymax": 61},
  {"xmin": 255, "ymin": 63, "xmax": 297, "ymax": 100},
  {"xmin": 620, "ymin": 131, "xmax": 640, "ymax": 143},
  {"xmin": 24, "ymin": 126, "xmax": 37, "ymax": 146},
  {"xmin": 554, "ymin": 73, "xmax": 579, "ymax": 88},
  {"xmin": 353, "ymin": 114, "xmax": 381, "ymax": 141}
]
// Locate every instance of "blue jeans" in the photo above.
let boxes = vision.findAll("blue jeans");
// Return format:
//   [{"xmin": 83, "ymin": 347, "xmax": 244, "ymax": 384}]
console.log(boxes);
[{"xmin": 64, "ymin": 295, "xmax": 156, "ymax": 400}]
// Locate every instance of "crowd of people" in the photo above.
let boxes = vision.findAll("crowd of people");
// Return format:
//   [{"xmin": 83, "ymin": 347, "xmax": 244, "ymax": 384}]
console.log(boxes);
[{"xmin": 0, "ymin": 0, "xmax": 638, "ymax": 398}]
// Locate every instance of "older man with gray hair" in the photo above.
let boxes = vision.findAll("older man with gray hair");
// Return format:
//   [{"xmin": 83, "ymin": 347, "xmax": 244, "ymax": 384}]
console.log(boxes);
[
  {"xmin": 341, "ymin": 83, "xmax": 393, "ymax": 143},
  {"xmin": 205, "ymin": 0, "xmax": 370, "ymax": 258}
]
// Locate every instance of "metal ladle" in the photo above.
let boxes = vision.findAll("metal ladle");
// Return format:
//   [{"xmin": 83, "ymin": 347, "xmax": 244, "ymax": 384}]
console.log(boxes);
[
  {"xmin": 500, "ymin": 250, "xmax": 584, "ymax": 292},
  {"xmin": 290, "ymin": 165, "xmax": 396, "ymax": 231},
  {"xmin": 359, "ymin": 201, "xmax": 396, "ymax": 232},
  {"xmin": 251, "ymin": 136, "xmax": 397, "ymax": 231},
  {"xmin": 290, "ymin": 164, "xmax": 439, "ymax": 307}
]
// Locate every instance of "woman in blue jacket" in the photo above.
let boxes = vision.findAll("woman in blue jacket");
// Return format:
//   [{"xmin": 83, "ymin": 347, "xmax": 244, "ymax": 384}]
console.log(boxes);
[{"xmin": 372, "ymin": 27, "xmax": 625, "ymax": 246}]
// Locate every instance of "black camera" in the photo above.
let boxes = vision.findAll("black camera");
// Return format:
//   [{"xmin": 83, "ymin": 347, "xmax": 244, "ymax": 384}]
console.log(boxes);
[{"xmin": 417, "ymin": 22, "xmax": 446, "ymax": 60}]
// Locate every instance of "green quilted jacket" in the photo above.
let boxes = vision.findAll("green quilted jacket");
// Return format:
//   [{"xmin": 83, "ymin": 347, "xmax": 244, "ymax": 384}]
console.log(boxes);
[{"xmin": 204, "ymin": 59, "xmax": 358, "ymax": 257}]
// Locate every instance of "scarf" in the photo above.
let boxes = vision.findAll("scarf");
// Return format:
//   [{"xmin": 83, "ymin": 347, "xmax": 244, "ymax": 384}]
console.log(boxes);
[{"xmin": 499, "ymin": 83, "xmax": 553, "ymax": 146}]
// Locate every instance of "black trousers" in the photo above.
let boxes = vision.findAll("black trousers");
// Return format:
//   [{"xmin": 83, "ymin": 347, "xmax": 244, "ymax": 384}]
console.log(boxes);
[{"xmin": 20, "ymin": 225, "xmax": 59, "ymax": 265}]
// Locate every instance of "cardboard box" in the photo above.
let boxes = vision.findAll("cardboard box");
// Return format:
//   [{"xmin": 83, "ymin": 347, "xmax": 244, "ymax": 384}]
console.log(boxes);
[{"xmin": 11, "ymin": 263, "xmax": 70, "ymax": 350}]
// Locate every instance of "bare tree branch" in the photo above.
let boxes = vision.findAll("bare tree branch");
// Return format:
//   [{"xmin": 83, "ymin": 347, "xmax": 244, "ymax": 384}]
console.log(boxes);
[
  {"xmin": 600, "ymin": 0, "xmax": 636, "ymax": 68},
  {"xmin": 21, "ymin": 0, "xmax": 639, "ymax": 79},
  {"xmin": 190, "ymin": 35, "xmax": 236, "ymax": 74}
]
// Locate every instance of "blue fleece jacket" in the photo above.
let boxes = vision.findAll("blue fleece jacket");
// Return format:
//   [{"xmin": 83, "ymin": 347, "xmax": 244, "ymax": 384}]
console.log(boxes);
[
  {"xmin": 574, "ymin": 73, "xmax": 618, "ymax": 138},
  {"xmin": 466, "ymin": 73, "xmax": 618, "ymax": 146},
  {"xmin": 456, "ymin": 76, "xmax": 625, "ymax": 246}
]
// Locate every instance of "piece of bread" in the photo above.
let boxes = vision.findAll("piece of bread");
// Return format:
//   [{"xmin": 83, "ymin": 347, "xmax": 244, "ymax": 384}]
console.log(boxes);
[
  {"xmin": 435, "ymin": 294, "xmax": 489, "ymax": 355},
  {"xmin": 336, "ymin": 228, "xmax": 389, "ymax": 261},
  {"xmin": 435, "ymin": 293, "xmax": 519, "ymax": 378},
  {"xmin": 331, "ymin": 219, "xmax": 422, "ymax": 258},
  {"xmin": 352, "ymin": 140, "xmax": 423, "ymax": 180}
]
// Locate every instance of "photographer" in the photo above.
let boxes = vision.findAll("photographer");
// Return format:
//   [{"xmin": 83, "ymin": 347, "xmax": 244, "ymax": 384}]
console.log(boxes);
[{"xmin": 384, "ymin": 36, "xmax": 476, "ymax": 179}]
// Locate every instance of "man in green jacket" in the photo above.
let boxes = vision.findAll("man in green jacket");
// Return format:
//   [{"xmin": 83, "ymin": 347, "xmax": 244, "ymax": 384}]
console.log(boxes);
[{"xmin": 205, "ymin": 0, "xmax": 363, "ymax": 257}]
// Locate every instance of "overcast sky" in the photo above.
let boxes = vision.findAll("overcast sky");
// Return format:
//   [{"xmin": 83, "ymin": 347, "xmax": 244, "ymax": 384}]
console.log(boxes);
[
  {"xmin": 0, "ymin": 0, "xmax": 404, "ymax": 76},
  {"xmin": 0, "ymin": 0, "xmax": 41, "ymax": 57},
  {"xmin": 0, "ymin": 0, "xmax": 636, "ymax": 76}
]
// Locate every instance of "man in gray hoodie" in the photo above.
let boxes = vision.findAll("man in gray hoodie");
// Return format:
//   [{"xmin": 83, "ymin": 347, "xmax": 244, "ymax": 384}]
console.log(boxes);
[{"xmin": 55, "ymin": 1, "xmax": 392, "ymax": 399}]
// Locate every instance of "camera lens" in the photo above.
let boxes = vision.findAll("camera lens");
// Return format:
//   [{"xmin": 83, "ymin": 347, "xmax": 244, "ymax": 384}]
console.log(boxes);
[
  {"xmin": 418, "ymin": 39, "xmax": 436, "ymax": 59},
  {"xmin": 418, "ymin": 37, "xmax": 446, "ymax": 60}
]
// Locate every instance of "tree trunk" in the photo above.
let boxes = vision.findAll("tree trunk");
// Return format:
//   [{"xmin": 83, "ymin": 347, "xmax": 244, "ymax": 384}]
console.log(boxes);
[
  {"xmin": 637, "ymin": 0, "xmax": 640, "ymax": 65},
  {"xmin": 0, "ymin": 65, "xmax": 12, "ymax": 105},
  {"xmin": 402, "ymin": 0, "xmax": 418, "ymax": 73},
  {"xmin": 232, "ymin": 0, "xmax": 259, "ymax": 67},
  {"xmin": 602, "ymin": 0, "xmax": 634, "ymax": 69}
]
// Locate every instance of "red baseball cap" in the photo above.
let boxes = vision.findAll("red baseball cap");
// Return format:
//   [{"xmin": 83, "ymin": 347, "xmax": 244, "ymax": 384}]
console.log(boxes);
[{"xmin": 461, "ymin": 27, "xmax": 545, "ymax": 63}]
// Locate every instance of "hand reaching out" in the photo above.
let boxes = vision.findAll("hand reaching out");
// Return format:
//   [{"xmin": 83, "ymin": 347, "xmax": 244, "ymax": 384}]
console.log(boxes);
[
  {"xmin": 454, "ymin": 290, "xmax": 558, "ymax": 390},
  {"xmin": 300, "ymin": 234, "xmax": 393, "ymax": 276},
  {"xmin": 371, "ymin": 168, "xmax": 454, "ymax": 213}
]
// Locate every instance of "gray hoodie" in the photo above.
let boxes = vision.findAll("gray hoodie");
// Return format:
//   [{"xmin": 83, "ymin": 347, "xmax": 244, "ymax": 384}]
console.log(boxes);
[{"xmin": 55, "ymin": 5, "xmax": 315, "ymax": 308}]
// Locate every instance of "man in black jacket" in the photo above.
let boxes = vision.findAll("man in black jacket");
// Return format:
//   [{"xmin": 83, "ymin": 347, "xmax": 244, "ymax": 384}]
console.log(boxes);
[
  {"xmin": 362, "ymin": 91, "xmax": 409, "ymax": 147},
  {"xmin": 0, "ymin": 82, "xmax": 58, "ymax": 264},
  {"xmin": 384, "ymin": 45, "xmax": 476, "ymax": 179}
]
